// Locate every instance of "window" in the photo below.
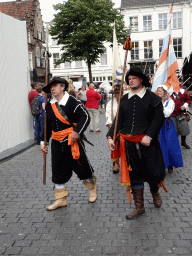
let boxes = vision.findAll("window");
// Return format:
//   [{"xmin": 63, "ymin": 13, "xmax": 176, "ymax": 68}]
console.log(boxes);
[
  {"xmin": 64, "ymin": 62, "xmax": 71, "ymax": 68},
  {"xmin": 158, "ymin": 13, "xmax": 167, "ymax": 30},
  {"xmin": 173, "ymin": 12, "xmax": 182, "ymax": 29},
  {"xmin": 144, "ymin": 41, "xmax": 153, "ymax": 59},
  {"xmin": 93, "ymin": 77, "xmax": 96, "ymax": 81},
  {"xmin": 29, "ymin": 52, "xmax": 33, "ymax": 71},
  {"xmin": 130, "ymin": 17, "xmax": 138, "ymax": 32},
  {"xmin": 159, "ymin": 39, "xmax": 163, "ymax": 57},
  {"xmin": 143, "ymin": 15, "xmax": 152, "ymax": 31},
  {"xmin": 101, "ymin": 48, "xmax": 107, "ymax": 65},
  {"xmin": 37, "ymin": 24, "xmax": 42, "ymax": 40},
  {"xmin": 108, "ymin": 76, "xmax": 112, "ymax": 81},
  {"xmin": 173, "ymin": 38, "xmax": 182, "ymax": 58},
  {"xmin": 41, "ymin": 49, "xmax": 45, "ymax": 68},
  {"xmin": 36, "ymin": 46, "xmax": 40, "ymax": 67},
  {"xmin": 103, "ymin": 77, "xmax": 106, "ymax": 81},
  {"xmin": 53, "ymin": 53, "xmax": 60, "ymax": 68},
  {"xmin": 131, "ymin": 42, "xmax": 139, "ymax": 60},
  {"xmin": 75, "ymin": 61, "xmax": 82, "ymax": 68}
]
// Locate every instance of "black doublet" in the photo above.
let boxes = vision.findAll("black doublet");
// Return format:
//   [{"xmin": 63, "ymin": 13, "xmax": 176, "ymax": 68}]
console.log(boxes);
[
  {"xmin": 107, "ymin": 89, "xmax": 166, "ymax": 185},
  {"xmin": 42, "ymin": 94, "xmax": 94, "ymax": 184},
  {"xmin": 107, "ymin": 90, "xmax": 164, "ymax": 139},
  {"xmin": 43, "ymin": 96, "xmax": 90, "ymax": 143}
]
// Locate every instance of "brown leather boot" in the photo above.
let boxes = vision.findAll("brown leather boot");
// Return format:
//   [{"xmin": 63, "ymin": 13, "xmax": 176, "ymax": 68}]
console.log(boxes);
[
  {"xmin": 126, "ymin": 188, "xmax": 145, "ymax": 220},
  {"xmin": 46, "ymin": 188, "xmax": 69, "ymax": 211},
  {"xmin": 150, "ymin": 184, "xmax": 162, "ymax": 208},
  {"xmin": 83, "ymin": 176, "xmax": 97, "ymax": 203},
  {"xmin": 150, "ymin": 190, "xmax": 162, "ymax": 208},
  {"xmin": 168, "ymin": 166, "xmax": 173, "ymax": 173},
  {"xmin": 113, "ymin": 160, "xmax": 120, "ymax": 174}
]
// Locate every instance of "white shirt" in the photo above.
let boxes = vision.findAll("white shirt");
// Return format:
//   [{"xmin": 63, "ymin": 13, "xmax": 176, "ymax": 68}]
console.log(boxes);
[
  {"xmin": 105, "ymin": 98, "xmax": 118, "ymax": 125},
  {"xmin": 128, "ymin": 86, "xmax": 147, "ymax": 99},
  {"xmin": 50, "ymin": 92, "xmax": 69, "ymax": 106},
  {"xmin": 163, "ymin": 99, "xmax": 175, "ymax": 118}
]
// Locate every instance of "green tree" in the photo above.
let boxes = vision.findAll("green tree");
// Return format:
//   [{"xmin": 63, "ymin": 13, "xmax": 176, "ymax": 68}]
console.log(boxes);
[{"xmin": 50, "ymin": 0, "xmax": 127, "ymax": 83}]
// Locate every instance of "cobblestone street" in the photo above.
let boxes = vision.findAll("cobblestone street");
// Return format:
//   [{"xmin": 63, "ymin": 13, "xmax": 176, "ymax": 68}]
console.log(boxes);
[{"xmin": 0, "ymin": 113, "xmax": 192, "ymax": 256}]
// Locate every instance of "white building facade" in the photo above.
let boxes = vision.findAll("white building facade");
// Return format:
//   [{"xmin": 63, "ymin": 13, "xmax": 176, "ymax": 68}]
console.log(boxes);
[
  {"xmin": 46, "ymin": 22, "xmax": 114, "ymax": 88},
  {"xmin": 120, "ymin": 0, "xmax": 192, "ymax": 79},
  {"xmin": 46, "ymin": 0, "xmax": 191, "ymax": 86}
]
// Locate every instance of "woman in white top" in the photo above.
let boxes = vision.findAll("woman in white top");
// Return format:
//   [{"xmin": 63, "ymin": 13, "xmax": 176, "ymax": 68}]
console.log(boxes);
[
  {"xmin": 157, "ymin": 85, "xmax": 183, "ymax": 173},
  {"xmin": 105, "ymin": 84, "xmax": 122, "ymax": 173}
]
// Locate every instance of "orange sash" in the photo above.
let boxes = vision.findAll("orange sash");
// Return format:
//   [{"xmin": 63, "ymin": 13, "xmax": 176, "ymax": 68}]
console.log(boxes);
[
  {"xmin": 111, "ymin": 133, "xmax": 145, "ymax": 203},
  {"xmin": 111, "ymin": 133, "xmax": 168, "ymax": 203},
  {"xmin": 51, "ymin": 103, "xmax": 80, "ymax": 160}
]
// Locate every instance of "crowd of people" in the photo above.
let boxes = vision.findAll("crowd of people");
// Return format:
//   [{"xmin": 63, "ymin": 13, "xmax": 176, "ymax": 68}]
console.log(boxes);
[{"xmin": 28, "ymin": 66, "xmax": 191, "ymax": 220}]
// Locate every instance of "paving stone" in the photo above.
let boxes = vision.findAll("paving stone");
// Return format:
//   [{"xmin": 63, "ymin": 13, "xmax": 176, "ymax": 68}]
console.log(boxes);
[
  {"xmin": 20, "ymin": 247, "xmax": 39, "ymax": 255},
  {"xmin": 5, "ymin": 247, "xmax": 22, "ymax": 255},
  {"xmin": 1, "ymin": 112, "xmax": 192, "ymax": 255}
]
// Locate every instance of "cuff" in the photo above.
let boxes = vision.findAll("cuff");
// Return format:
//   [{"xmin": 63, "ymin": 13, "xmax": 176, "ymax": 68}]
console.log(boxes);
[{"xmin": 183, "ymin": 103, "xmax": 189, "ymax": 111}]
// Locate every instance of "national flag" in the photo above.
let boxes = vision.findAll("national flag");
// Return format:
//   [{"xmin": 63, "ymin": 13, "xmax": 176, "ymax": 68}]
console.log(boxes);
[
  {"xmin": 152, "ymin": 5, "xmax": 180, "ymax": 93},
  {"xmin": 112, "ymin": 22, "xmax": 123, "ymax": 85}
]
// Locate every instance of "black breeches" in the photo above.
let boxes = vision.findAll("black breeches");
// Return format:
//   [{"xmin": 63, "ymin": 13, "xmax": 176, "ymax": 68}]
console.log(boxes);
[{"xmin": 51, "ymin": 139, "xmax": 94, "ymax": 184}]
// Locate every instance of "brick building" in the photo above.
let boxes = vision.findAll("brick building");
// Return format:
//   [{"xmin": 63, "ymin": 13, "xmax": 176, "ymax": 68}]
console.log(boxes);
[{"xmin": 0, "ymin": 0, "xmax": 46, "ymax": 83}]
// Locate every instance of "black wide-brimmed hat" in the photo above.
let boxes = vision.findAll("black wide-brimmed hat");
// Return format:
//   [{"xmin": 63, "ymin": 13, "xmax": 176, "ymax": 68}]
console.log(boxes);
[
  {"xmin": 43, "ymin": 77, "xmax": 68, "ymax": 93},
  {"xmin": 125, "ymin": 66, "xmax": 150, "ymax": 87}
]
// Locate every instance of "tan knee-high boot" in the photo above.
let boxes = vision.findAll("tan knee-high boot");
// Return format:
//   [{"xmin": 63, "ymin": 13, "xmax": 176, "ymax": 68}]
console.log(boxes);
[
  {"xmin": 46, "ymin": 188, "xmax": 69, "ymax": 211},
  {"xmin": 126, "ymin": 188, "xmax": 145, "ymax": 220},
  {"xmin": 83, "ymin": 176, "xmax": 97, "ymax": 203}
]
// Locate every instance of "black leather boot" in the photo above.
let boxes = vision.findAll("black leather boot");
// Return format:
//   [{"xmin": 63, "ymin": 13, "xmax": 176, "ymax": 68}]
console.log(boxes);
[{"xmin": 181, "ymin": 136, "xmax": 190, "ymax": 149}]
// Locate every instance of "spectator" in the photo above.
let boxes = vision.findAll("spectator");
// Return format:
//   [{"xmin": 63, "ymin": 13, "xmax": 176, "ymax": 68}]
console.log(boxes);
[
  {"xmin": 85, "ymin": 83, "xmax": 102, "ymax": 133},
  {"xmin": 28, "ymin": 82, "xmax": 39, "ymax": 139},
  {"xmin": 77, "ymin": 85, "xmax": 87, "ymax": 105},
  {"xmin": 35, "ymin": 86, "xmax": 45, "ymax": 145},
  {"xmin": 28, "ymin": 82, "xmax": 39, "ymax": 110}
]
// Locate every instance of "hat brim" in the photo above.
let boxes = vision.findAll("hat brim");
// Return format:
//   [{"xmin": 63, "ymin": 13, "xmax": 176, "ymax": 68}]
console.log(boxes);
[
  {"xmin": 43, "ymin": 79, "xmax": 68, "ymax": 93},
  {"xmin": 125, "ymin": 70, "xmax": 150, "ymax": 87}
]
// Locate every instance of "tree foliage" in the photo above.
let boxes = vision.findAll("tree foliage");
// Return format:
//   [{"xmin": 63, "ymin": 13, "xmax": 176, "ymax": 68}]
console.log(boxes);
[{"xmin": 50, "ymin": 0, "xmax": 128, "ymax": 82}]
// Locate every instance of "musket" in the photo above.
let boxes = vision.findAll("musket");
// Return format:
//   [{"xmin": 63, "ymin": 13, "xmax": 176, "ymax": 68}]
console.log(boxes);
[
  {"xmin": 113, "ymin": 27, "xmax": 132, "ymax": 141},
  {"xmin": 43, "ymin": 24, "xmax": 49, "ymax": 185}
]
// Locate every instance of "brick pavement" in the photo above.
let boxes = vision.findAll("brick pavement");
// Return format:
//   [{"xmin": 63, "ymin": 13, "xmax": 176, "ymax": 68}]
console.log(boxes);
[{"xmin": 0, "ymin": 113, "xmax": 192, "ymax": 256}]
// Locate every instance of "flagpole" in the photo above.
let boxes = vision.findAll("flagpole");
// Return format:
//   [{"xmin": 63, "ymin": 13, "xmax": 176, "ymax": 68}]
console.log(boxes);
[
  {"xmin": 43, "ymin": 24, "xmax": 49, "ymax": 185},
  {"xmin": 111, "ymin": 22, "xmax": 115, "ymax": 123},
  {"xmin": 113, "ymin": 28, "xmax": 132, "ymax": 141}
]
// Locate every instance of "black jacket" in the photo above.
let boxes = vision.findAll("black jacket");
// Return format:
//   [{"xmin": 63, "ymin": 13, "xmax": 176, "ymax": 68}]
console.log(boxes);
[
  {"xmin": 41, "ymin": 95, "xmax": 90, "ymax": 143},
  {"xmin": 107, "ymin": 89, "xmax": 164, "ymax": 139}
]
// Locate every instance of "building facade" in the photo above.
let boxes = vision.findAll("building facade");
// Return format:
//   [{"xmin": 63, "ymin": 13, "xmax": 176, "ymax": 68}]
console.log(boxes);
[
  {"xmin": 46, "ymin": 22, "xmax": 114, "ymax": 88},
  {"xmin": 46, "ymin": 0, "xmax": 191, "ymax": 86},
  {"xmin": 120, "ymin": 0, "xmax": 191, "ymax": 78},
  {"xmin": 0, "ymin": 0, "xmax": 46, "ymax": 83}
]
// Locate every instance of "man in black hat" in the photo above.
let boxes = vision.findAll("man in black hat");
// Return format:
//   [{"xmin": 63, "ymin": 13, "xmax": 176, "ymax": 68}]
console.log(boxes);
[
  {"xmin": 107, "ymin": 66, "xmax": 166, "ymax": 220},
  {"xmin": 41, "ymin": 77, "xmax": 97, "ymax": 210}
]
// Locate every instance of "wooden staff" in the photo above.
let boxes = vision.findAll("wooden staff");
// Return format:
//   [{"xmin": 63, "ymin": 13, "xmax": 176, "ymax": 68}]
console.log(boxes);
[
  {"xmin": 111, "ymin": 73, "xmax": 114, "ymax": 122},
  {"xmin": 43, "ymin": 24, "xmax": 49, "ymax": 185},
  {"xmin": 113, "ymin": 34, "xmax": 132, "ymax": 141}
]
